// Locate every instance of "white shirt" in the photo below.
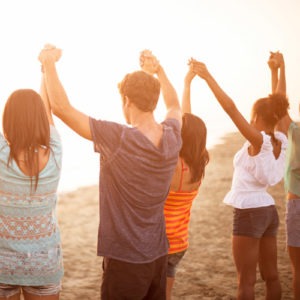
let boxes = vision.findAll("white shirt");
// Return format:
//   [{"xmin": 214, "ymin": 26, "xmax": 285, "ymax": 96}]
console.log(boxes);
[{"xmin": 224, "ymin": 131, "xmax": 287, "ymax": 209}]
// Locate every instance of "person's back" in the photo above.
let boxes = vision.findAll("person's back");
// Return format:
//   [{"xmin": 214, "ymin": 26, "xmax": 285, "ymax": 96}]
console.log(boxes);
[
  {"xmin": 165, "ymin": 113, "xmax": 208, "ymax": 255},
  {"xmin": 0, "ymin": 126, "xmax": 63, "ymax": 282},
  {"xmin": 39, "ymin": 47, "xmax": 182, "ymax": 300},
  {"xmin": 192, "ymin": 57, "xmax": 289, "ymax": 300},
  {"xmin": 164, "ymin": 61, "xmax": 210, "ymax": 300},
  {"xmin": 269, "ymin": 51, "xmax": 300, "ymax": 300},
  {"xmin": 0, "ymin": 88, "xmax": 63, "ymax": 299},
  {"xmin": 90, "ymin": 117, "xmax": 181, "ymax": 262}
]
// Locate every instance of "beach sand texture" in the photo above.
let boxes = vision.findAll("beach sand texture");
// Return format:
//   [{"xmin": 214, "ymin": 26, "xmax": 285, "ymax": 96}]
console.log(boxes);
[{"xmin": 57, "ymin": 131, "xmax": 293, "ymax": 299}]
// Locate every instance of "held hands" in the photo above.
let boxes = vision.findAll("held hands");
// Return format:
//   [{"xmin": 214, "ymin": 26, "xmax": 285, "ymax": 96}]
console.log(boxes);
[
  {"xmin": 189, "ymin": 59, "xmax": 210, "ymax": 80},
  {"xmin": 268, "ymin": 51, "xmax": 284, "ymax": 70},
  {"xmin": 184, "ymin": 58, "xmax": 196, "ymax": 84},
  {"xmin": 139, "ymin": 49, "xmax": 160, "ymax": 75},
  {"xmin": 39, "ymin": 44, "xmax": 62, "ymax": 64}
]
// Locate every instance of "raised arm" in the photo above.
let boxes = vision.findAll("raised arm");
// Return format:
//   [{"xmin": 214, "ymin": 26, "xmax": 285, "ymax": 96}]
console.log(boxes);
[
  {"xmin": 38, "ymin": 45, "xmax": 92, "ymax": 140},
  {"xmin": 140, "ymin": 50, "xmax": 182, "ymax": 127},
  {"xmin": 269, "ymin": 51, "xmax": 291, "ymax": 134},
  {"xmin": 274, "ymin": 52, "xmax": 286, "ymax": 95},
  {"xmin": 192, "ymin": 60, "xmax": 263, "ymax": 150},
  {"xmin": 181, "ymin": 58, "xmax": 196, "ymax": 114},
  {"xmin": 268, "ymin": 51, "xmax": 279, "ymax": 94},
  {"xmin": 40, "ymin": 73, "xmax": 54, "ymax": 126}
]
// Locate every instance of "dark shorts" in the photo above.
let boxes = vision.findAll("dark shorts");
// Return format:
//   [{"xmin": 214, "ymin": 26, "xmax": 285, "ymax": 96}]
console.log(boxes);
[
  {"xmin": 233, "ymin": 205, "xmax": 279, "ymax": 238},
  {"xmin": 101, "ymin": 255, "xmax": 167, "ymax": 300},
  {"xmin": 167, "ymin": 250, "xmax": 186, "ymax": 277},
  {"xmin": 286, "ymin": 199, "xmax": 300, "ymax": 247}
]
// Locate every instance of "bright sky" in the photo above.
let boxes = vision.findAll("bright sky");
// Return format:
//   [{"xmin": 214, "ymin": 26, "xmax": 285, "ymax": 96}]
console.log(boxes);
[
  {"xmin": 0, "ymin": 0, "xmax": 299, "ymax": 190},
  {"xmin": 0, "ymin": 0, "xmax": 299, "ymax": 120}
]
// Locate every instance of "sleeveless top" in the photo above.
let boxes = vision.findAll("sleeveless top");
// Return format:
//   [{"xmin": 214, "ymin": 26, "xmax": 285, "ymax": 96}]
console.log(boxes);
[
  {"xmin": 0, "ymin": 126, "xmax": 63, "ymax": 286},
  {"xmin": 164, "ymin": 158, "xmax": 199, "ymax": 254}
]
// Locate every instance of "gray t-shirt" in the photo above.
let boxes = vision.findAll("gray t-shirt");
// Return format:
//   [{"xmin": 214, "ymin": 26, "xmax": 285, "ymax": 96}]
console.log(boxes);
[{"xmin": 90, "ymin": 117, "xmax": 182, "ymax": 263}]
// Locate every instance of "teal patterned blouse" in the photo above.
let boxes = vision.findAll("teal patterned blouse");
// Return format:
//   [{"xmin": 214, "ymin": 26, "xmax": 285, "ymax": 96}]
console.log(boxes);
[{"xmin": 0, "ymin": 126, "xmax": 63, "ymax": 285}]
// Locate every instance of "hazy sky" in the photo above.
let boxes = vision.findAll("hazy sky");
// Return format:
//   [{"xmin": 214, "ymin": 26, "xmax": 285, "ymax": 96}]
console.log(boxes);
[
  {"xmin": 0, "ymin": 0, "xmax": 299, "ymax": 121},
  {"xmin": 0, "ymin": 0, "xmax": 300, "ymax": 191}
]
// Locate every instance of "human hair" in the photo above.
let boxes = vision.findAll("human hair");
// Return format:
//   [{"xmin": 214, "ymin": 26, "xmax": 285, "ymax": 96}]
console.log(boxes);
[
  {"xmin": 2, "ymin": 89, "xmax": 50, "ymax": 191},
  {"xmin": 180, "ymin": 113, "xmax": 210, "ymax": 183},
  {"xmin": 118, "ymin": 70, "xmax": 161, "ymax": 112},
  {"xmin": 252, "ymin": 93, "xmax": 289, "ymax": 127}
]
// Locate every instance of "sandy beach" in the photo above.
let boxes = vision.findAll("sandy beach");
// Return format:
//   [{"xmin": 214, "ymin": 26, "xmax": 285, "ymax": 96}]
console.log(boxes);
[{"xmin": 57, "ymin": 131, "xmax": 293, "ymax": 300}]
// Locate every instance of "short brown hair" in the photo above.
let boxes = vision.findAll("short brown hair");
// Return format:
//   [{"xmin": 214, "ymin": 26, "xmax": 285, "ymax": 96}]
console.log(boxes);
[{"xmin": 118, "ymin": 71, "xmax": 160, "ymax": 112}]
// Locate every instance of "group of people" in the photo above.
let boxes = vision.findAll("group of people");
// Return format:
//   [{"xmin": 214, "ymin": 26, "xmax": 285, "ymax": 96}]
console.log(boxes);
[{"xmin": 0, "ymin": 46, "xmax": 298, "ymax": 300}]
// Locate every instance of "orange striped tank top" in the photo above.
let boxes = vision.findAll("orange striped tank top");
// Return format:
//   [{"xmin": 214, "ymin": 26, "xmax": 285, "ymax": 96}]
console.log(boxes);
[{"xmin": 164, "ymin": 158, "xmax": 199, "ymax": 254}]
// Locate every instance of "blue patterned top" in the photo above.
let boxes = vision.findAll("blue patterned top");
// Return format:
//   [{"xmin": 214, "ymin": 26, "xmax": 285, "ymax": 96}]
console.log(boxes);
[{"xmin": 0, "ymin": 126, "xmax": 63, "ymax": 286}]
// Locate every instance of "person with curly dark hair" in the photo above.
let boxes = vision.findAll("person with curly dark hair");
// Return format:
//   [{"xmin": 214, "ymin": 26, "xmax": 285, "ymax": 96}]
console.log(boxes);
[{"xmin": 192, "ymin": 58, "xmax": 289, "ymax": 299}]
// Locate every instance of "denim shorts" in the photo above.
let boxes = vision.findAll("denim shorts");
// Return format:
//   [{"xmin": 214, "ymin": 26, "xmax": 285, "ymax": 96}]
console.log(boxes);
[
  {"xmin": 167, "ymin": 250, "xmax": 186, "ymax": 277},
  {"xmin": 233, "ymin": 205, "xmax": 279, "ymax": 238},
  {"xmin": 286, "ymin": 199, "xmax": 300, "ymax": 247},
  {"xmin": 0, "ymin": 283, "xmax": 61, "ymax": 297}
]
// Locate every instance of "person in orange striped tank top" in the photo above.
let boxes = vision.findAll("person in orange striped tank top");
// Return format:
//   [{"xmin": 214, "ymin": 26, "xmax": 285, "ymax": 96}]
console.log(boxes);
[{"xmin": 165, "ymin": 59, "xmax": 210, "ymax": 300}]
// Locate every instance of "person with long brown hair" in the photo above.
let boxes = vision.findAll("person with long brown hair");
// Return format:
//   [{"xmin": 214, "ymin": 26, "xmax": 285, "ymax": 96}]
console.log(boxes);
[
  {"xmin": 162, "ymin": 59, "xmax": 209, "ymax": 300},
  {"xmin": 0, "ymin": 52, "xmax": 63, "ymax": 299},
  {"xmin": 192, "ymin": 58, "xmax": 289, "ymax": 299}
]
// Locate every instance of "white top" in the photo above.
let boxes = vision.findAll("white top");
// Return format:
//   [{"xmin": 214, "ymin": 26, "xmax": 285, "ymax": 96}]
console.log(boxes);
[{"xmin": 224, "ymin": 131, "xmax": 287, "ymax": 209}]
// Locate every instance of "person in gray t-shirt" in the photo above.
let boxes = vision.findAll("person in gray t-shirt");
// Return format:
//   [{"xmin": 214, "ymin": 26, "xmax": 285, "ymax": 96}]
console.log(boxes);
[{"xmin": 39, "ymin": 46, "xmax": 182, "ymax": 299}]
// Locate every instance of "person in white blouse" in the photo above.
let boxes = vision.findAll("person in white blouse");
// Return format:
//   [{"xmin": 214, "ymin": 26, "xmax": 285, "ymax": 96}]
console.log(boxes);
[{"xmin": 191, "ymin": 59, "xmax": 289, "ymax": 300}]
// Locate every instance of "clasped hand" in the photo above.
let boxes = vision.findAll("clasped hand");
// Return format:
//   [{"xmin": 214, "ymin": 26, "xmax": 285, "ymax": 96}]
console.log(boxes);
[
  {"xmin": 39, "ymin": 44, "xmax": 62, "ymax": 64},
  {"xmin": 139, "ymin": 49, "xmax": 160, "ymax": 75}
]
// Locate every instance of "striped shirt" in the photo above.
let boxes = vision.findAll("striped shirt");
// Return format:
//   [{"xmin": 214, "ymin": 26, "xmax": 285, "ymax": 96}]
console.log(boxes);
[
  {"xmin": 164, "ymin": 190, "xmax": 198, "ymax": 254},
  {"xmin": 164, "ymin": 157, "xmax": 200, "ymax": 254}
]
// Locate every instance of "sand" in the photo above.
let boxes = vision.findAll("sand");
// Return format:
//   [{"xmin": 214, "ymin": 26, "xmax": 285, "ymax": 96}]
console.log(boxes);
[{"xmin": 57, "ymin": 131, "xmax": 293, "ymax": 300}]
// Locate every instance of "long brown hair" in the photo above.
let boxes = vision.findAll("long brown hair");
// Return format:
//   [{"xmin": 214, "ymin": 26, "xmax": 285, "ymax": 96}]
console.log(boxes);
[
  {"xmin": 2, "ymin": 89, "xmax": 50, "ymax": 191},
  {"xmin": 180, "ymin": 113, "xmax": 210, "ymax": 183}
]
